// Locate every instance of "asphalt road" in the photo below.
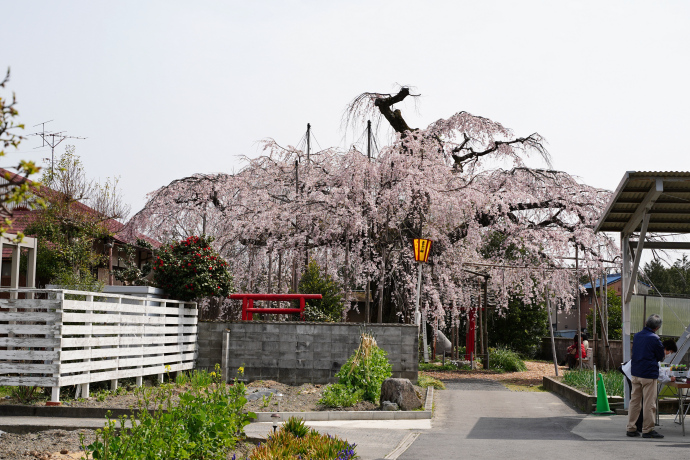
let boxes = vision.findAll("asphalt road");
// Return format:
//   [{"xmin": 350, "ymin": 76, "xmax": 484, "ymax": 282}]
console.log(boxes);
[{"xmin": 398, "ymin": 379, "xmax": 690, "ymax": 460}]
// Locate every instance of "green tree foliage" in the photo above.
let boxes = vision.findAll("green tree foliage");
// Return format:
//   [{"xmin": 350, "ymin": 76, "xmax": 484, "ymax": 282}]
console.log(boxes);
[
  {"xmin": 114, "ymin": 238, "xmax": 153, "ymax": 286},
  {"xmin": 643, "ymin": 256, "xmax": 690, "ymax": 296},
  {"xmin": 298, "ymin": 259, "xmax": 344, "ymax": 322},
  {"xmin": 25, "ymin": 149, "xmax": 113, "ymax": 288},
  {"xmin": 488, "ymin": 297, "xmax": 548, "ymax": 357},
  {"xmin": 586, "ymin": 288, "xmax": 622, "ymax": 340},
  {"xmin": 0, "ymin": 68, "xmax": 42, "ymax": 237},
  {"xmin": 153, "ymin": 235, "xmax": 233, "ymax": 301}
]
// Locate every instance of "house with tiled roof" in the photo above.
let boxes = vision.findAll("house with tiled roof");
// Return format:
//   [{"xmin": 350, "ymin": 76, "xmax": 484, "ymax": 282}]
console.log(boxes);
[{"xmin": 0, "ymin": 168, "xmax": 157, "ymax": 287}]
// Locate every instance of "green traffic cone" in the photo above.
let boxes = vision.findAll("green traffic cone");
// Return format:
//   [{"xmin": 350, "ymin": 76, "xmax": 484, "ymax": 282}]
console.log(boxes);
[{"xmin": 593, "ymin": 372, "xmax": 615, "ymax": 415}]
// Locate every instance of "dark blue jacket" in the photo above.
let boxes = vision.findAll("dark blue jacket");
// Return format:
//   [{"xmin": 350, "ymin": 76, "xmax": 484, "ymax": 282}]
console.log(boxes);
[{"xmin": 631, "ymin": 327, "xmax": 665, "ymax": 379}]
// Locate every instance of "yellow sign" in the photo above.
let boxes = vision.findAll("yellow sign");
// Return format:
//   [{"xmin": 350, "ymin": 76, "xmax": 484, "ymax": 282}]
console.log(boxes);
[{"xmin": 413, "ymin": 238, "xmax": 432, "ymax": 263}]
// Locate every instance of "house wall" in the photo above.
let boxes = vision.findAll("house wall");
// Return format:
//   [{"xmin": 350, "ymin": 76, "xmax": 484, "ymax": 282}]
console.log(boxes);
[{"xmin": 555, "ymin": 279, "xmax": 648, "ymax": 333}]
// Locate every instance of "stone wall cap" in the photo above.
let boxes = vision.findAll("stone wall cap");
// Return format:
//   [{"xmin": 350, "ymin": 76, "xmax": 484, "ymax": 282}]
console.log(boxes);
[{"xmin": 211, "ymin": 320, "xmax": 416, "ymax": 327}]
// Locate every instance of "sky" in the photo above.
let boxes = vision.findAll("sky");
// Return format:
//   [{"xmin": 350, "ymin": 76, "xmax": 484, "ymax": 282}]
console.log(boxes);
[{"xmin": 3, "ymin": 0, "xmax": 690, "ymax": 224}]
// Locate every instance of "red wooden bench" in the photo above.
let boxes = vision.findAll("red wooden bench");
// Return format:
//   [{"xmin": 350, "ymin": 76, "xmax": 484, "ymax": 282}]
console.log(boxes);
[{"xmin": 230, "ymin": 293, "xmax": 323, "ymax": 320}]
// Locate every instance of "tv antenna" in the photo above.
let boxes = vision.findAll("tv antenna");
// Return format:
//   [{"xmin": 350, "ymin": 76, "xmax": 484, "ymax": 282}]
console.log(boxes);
[{"xmin": 29, "ymin": 120, "xmax": 86, "ymax": 176}]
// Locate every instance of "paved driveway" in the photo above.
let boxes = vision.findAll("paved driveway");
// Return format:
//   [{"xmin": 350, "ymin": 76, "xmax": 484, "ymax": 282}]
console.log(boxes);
[{"xmin": 399, "ymin": 379, "xmax": 690, "ymax": 460}]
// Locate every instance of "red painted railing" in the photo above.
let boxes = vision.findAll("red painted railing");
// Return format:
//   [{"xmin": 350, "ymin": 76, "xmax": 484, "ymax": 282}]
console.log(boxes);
[{"xmin": 230, "ymin": 293, "xmax": 323, "ymax": 321}]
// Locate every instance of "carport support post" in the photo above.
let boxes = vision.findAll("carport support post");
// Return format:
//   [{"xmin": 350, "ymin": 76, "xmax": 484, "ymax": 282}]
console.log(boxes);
[{"xmin": 622, "ymin": 233, "xmax": 631, "ymax": 409}]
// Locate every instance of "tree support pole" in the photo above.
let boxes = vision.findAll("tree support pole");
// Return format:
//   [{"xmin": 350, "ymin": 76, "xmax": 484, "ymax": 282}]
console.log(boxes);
[{"xmin": 547, "ymin": 293, "xmax": 559, "ymax": 376}]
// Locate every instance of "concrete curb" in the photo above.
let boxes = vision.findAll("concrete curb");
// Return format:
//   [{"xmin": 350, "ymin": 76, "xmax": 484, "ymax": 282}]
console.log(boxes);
[
  {"xmin": 424, "ymin": 386, "xmax": 433, "ymax": 411},
  {"xmin": 0, "ymin": 405, "xmax": 146, "ymax": 419},
  {"xmin": 542, "ymin": 376, "xmax": 622, "ymax": 414}
]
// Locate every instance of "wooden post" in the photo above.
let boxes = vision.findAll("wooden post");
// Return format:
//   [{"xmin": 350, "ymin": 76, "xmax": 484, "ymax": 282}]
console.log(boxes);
[
  {"xmin": 377, "ymin": 249, "xmax": 385, "ymax": 323},
  {"xmin": 575, "ymin": 246, "xmax": 582, "ymax": 370},
  {"xmin": 111, "ymin": 295, "xmax": 122, "ymax": 391},
  {"xmin": 547, "ymin": 294, "xmax": 559, "ymax": 377},
  {"xmin": 267, "ymin": 251, "xmax": 273, "ymax": 294},
  {"xmin": 50, "ymin": 290, "xmax": 65, "ymax": 404},
  {"xmin": 482, "ymin": 278, "xmax": 489, "ymax": 369},
  {"xmin": 81, "ymin": 294, "xmax": 94, "ymax": 398},
  {"xmin": 365, "ymin": 280, "xmax": 371, "ymax": 323}
]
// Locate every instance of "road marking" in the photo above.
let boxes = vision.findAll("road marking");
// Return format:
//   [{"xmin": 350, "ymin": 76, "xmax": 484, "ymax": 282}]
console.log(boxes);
[{"xmin": 384, "ymin": 432, "xmax": 420, "ymax": 459}]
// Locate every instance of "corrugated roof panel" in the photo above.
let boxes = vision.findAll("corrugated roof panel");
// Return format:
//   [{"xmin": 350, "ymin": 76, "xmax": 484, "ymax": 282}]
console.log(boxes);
[{"xmin": 596, "ymin": 171, "xmax": 690, "ymax": 234}]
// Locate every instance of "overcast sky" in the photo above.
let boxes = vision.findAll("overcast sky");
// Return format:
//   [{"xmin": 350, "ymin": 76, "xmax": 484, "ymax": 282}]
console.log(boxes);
[{"xmin": 3, "ymin": 0, "xmax": 689, "ymax": 221}]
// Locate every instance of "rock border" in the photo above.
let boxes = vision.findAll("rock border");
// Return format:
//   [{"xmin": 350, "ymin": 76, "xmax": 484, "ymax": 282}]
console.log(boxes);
[{"xmin": 251, "ymin": 386, "xmax": 433, "ymax": 422}]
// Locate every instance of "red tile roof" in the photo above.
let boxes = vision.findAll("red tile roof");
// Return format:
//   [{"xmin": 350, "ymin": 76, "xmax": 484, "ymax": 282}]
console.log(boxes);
[{"xmin": 0, "ymin": 168, "xmax": 159, "ymax": 252}]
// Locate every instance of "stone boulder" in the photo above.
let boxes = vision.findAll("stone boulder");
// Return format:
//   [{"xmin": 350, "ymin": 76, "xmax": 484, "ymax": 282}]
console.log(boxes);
[
  {"xmin": 382, "ymin": 401, "xmax": 399, "ymax": 411},
  {"xmin": 380, "ymin": 378, "xmax": 422, "ymax": 411}
]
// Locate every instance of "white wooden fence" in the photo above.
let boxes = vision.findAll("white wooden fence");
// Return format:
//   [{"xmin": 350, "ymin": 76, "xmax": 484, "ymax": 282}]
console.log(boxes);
[{"xmin": 0, "ymin": 289, "xmax": 197, "ymax": 402}]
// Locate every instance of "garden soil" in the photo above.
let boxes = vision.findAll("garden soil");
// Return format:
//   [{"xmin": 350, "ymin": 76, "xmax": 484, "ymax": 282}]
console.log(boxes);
[{"xmin": 421, "ymin": 361, "xmax": 565, "ymax": 387}]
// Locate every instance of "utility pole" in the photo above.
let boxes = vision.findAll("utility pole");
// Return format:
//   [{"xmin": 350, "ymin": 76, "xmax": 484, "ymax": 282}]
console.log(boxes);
[
  {"xmin": 306, "ymin": 123, "xmax": 311, "ymax": 163},
  {"xmin": 367, "ymin": 120, "xmax": 372, "ymax": 160},
  {"xmin": 29, "ymin": 121, "xmax": 85, "ymax": 176},
  {"xmin": 293, "ymin": 159, "xmax": 299, "ymax": 292}
]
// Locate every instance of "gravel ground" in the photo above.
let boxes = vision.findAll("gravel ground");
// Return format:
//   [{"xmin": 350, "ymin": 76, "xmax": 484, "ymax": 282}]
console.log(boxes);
[
  {"xmin": 0, "ymin": 430, "xmax": 256, "ymax": 460},
  {"xmin": 421, "ymin": 361, "xmax": 565, "ymax": 387},
  {"xmin": 1, "ymin": 380, "xmax": 423, "ymax": 413},
  {"xmin": 0, "ymin": 429, "xmax": 94, "ymax": 460},
  {"xmin": 244, "ymin": 380, "xmax": 382, "ymax": 413}
]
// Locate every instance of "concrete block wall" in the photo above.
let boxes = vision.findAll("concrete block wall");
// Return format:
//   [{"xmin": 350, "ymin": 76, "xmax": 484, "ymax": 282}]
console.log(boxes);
[
  {"xmin": 196, "ymin": 321, "xmax": 227, "ymax": 373},
  {"xmin": 541, "ymin": 337, "xmax": 626, "ymax": 367},
  {"xmin": 197, "ymin": 321, "xmax": 418, "ymax": 385}
]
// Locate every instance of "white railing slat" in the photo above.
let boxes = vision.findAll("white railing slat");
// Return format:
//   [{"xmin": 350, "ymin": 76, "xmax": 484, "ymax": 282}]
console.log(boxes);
[{"xmin": 0, "ymin": 288, "xmax": 198, "ymax": 396}]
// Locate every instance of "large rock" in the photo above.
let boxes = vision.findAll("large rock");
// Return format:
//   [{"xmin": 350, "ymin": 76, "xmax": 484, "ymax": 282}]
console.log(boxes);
[{"xmin": 380, "ymin": 378, "xmax": 422, "ymax": 411}]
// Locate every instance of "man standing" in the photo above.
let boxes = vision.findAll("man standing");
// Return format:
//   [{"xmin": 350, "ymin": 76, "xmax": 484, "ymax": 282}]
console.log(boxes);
[{"xmin": 626, "ymin": 314, "xmax": 666, "ymax": 438}]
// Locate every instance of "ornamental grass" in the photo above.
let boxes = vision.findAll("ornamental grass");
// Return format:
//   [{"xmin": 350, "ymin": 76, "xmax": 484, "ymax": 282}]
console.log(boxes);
[{"xmin": 250, "ymin": 417, "xmax": 357, "ymax": 460}]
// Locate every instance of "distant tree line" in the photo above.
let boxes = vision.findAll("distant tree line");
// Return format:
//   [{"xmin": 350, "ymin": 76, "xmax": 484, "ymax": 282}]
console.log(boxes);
[{"xmin": 643, "ymin": 255, "xmax": 690, "ymax": 297}]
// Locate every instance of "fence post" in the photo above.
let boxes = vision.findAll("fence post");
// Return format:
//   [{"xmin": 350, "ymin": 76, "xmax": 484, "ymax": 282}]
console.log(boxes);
[
  {"xmin": 136, "ymin": 297, "xmax": 145, "ymax": 387},
  {"xmin": 50, "ymin": 290, "xmax": 65, "ymax": 404},
  {"xmin": 80, "ymin": 294, "xmax": 93, "ymax": 399},
  {"xmin": 111, "ymin": 295, "xmax": 122, "ymax": 392},
  {"xmin": 157, "ymin": 299, "xmax": 166, "ymax": 384}
]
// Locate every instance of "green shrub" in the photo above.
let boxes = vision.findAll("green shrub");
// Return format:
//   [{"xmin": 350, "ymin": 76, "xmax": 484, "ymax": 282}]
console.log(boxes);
[
  {"xmin": 249, "ymin": 423, "xmax": 357, "ymax": 460},
  {"xmin": 10, "ymin": 386, "xmax": 39, "ymax": 403},
  {"xmin": 336, "ymin": 333, "xmax": 392, "ymax": 403},
  {"xmin": 418, "ymin": 362, "xmax": 470, "ymax": 372},
  {"xmin": 318, "ymin": 384, "xmax": 364, "ymax": 408},
  {"xmin": 489, "ymin": 348, "xmax": 527, "ymax": 372},
  {"xmin": 417, "ymin": 374, "xmax": 445, "ymax": 390},
  {"xmin": 81, "ymin": 365, "xmax": 254, "ymax": 460},
  {"xmin": 154, "ymin": 235, "xmax": 233, "ymax": 301}
]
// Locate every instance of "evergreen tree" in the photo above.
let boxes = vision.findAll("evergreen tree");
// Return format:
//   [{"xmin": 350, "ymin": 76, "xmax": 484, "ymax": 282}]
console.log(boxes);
[
  {"xmin": 488, "ymin": 297, "xmax": 548, "ymax": 357},
  {"xmin": 298, "ymin": 260, "xmax": 344, "ymax": 322}
]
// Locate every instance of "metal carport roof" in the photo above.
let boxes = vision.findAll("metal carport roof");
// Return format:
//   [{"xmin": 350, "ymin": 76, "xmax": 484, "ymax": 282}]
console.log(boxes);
[{"xmin": 596, "ymin": 171, "xmax": 690, "ymax": 234}]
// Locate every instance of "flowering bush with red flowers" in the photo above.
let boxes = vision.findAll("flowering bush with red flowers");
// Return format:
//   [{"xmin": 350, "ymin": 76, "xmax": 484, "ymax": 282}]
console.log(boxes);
[{"xmin": 153, "ymin": 235, "xmax": 233, "ymax": 301}]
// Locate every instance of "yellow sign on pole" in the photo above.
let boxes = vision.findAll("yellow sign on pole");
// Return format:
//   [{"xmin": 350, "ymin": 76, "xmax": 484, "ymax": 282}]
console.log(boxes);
[{"xmin": 413, "ymin": 238, "xmax": 432, "ymax": 263}]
